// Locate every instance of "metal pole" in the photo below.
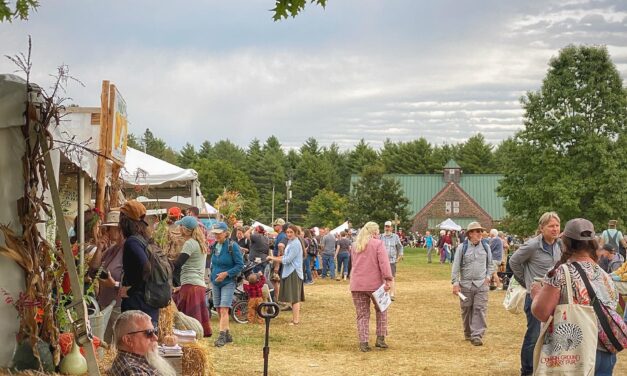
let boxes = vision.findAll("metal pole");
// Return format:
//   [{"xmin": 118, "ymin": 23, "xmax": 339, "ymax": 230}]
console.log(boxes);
[
  {"xmin": 271, "ymin": 184, "xmax": 275, "ymax": 225},
  {"xmin": 78, "ymin": 170, "xmax": 85, "ymax": 294},
  {"xmin": 191, "ymin": 180, "xmax": 198, "ymax": 208}
]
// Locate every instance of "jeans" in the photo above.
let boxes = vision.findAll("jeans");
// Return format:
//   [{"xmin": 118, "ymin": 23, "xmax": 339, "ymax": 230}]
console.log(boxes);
[
  {"xmin": 521, "ymin": 294, "xmax": 540, "ymax": 375},
  {"xmin": 322, "ymin": 254, "xmax": 336, "ymax": 279},
  {"xmin": 595, "ymin": 349, "xmax": 617, "ymax": 376},
  {"xmin": 303, "ymin": 254, "xmax": 314, "ymax": 282},
  {"xmin": 337, "ymin": 252, "xmax": 350, "ymax": 277},
  {"xmin": 212, "ymin": 281, "xmax": 236, "ymax": 308}
]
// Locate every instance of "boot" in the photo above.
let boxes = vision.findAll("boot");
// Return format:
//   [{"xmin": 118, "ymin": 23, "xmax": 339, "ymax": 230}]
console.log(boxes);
[
  {"xmin": 225, "ymin": 330, "xmax": 233, "ymax": 343},
  {"xmin": 375, "ymin": 336, "xmax": 388, "ymax": 349},
  {"xmin": 214, "ymin": 331, "xmax": 227, "ymax": 347},
  {"xmin": 359, "ymin": 342, "xmax": 371, "ymax": 352}
]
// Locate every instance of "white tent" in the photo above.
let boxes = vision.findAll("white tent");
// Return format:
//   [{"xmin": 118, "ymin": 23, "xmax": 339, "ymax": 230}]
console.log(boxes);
[
  {"xmin": 123, "ymin": 147, "xmax": 197, "ymax": 186},
  {"xmin": 330, "ymin": 221, "xmax": 350, "ymax": 235},
  {"xmin": 438, "ymin": 218, "xmax": 462, "ymax": 231},
  {"xmin": 122, "ymin": 147, "xmax": 205, "ymax": 209},
  {"xmin": 251, "ymin": 221, "xmax": 274, "ymax": 234}
]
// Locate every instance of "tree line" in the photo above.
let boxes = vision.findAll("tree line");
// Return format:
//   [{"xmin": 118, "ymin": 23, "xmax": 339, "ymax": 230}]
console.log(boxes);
[{"xmin": 128, "ymin": 45, "xmax": 627, "ymax": 235}]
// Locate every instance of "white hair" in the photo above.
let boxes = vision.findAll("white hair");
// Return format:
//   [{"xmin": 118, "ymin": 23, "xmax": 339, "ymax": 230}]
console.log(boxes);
[
  {"xmin": 439, "ymin": 230, "xmax": 445, "ymax": 236},
  {"xmin": 489, "ymin": 229, "xmax": 498, "ymax": 237}
]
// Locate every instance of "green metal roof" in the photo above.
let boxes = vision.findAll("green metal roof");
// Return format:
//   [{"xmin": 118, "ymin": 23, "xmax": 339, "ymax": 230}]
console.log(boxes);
[
  {"xmin": 458, "ymin": 175, "xmax": 507, "ymax": 220},
  {"xmin": 350, "ymin": 173, "xmax": 507, "ymax": 220},
  {"xmin": 444, "ymin": 159, "xmax": 461, "ymax": 169}
]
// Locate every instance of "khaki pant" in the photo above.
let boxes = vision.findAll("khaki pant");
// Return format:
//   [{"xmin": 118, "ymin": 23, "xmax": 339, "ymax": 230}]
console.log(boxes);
[
  {"xmin": 247, "ymin": 297, "xmax": 264, "ymax": 324},
  {"xmin": 460, "ymin": 284, "xmax": 489, "ymax": 340}
]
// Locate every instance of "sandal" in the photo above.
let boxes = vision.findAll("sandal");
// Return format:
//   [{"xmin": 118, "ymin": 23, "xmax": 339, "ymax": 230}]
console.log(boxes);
[{"xmin": 289, "ymin": 321, "xmax": 300, "ymax": 325}]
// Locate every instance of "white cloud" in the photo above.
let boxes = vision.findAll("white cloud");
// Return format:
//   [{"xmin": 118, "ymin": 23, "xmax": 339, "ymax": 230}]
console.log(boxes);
[{"xmin": 0, "ymin": 0, "xmax": 625, "ymax": 152}]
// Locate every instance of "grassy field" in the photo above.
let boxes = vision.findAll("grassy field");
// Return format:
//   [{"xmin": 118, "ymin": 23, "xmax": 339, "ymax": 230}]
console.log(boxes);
[{"xmin": 207, "ymin": 248, "xmax": 627, "ymax": 376}]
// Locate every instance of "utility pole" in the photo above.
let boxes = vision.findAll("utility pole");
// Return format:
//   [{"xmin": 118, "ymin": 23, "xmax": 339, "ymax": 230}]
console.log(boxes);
[
  {"xmin": 271, "ymin": 184, "xmax": 275, "ymax": 225},
  {"xmin": 285, "ymin": 179, "xmax": 292, "ymax": 222}
]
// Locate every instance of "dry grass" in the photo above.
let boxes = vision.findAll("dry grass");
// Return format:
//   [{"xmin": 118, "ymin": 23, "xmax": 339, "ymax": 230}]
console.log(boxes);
[{"xmin": 208, "ymin": 248, "xmax": 627, "ymax": 376}]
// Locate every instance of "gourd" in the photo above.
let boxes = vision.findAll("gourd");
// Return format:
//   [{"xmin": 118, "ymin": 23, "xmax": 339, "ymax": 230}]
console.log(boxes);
[
  {"xmin": 59, "ymin": 341, "xmax": 88, "ymax": 375},
  {"xmin": 174, "ymin": 311, "xmax": 203, "ymax": 339}
]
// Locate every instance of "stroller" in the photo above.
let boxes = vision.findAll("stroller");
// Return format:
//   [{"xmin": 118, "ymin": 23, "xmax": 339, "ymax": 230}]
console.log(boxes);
[{"xmin": 206, "ymin": 259, "xmax": 274, "ymax": 324}]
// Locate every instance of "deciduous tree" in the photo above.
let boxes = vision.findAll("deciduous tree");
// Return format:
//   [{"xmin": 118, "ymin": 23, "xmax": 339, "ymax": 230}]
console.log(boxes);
[{"xmin": 498, "ymin": 45, "xmax": 627, "ymax": 234}]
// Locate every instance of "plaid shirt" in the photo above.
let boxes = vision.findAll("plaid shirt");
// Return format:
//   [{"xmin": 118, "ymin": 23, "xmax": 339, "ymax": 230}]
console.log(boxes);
[
  {"xmin": 107, "ymin": 350, "xmax": 158, "ymax": 376},
  {"xmin": 243, "ymin": 275, "xmax": 266, "ymax": 298}
]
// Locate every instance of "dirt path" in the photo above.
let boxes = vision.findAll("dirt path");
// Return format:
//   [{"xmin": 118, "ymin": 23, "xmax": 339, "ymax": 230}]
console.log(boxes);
[{"xmin": 208, "ymin": 248, "xmax": 627, "ymax": 375}]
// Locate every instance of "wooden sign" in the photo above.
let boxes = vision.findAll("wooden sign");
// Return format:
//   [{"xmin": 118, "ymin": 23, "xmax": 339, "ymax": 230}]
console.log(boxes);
[{"xmin": 109, "ymin": 86, "xmax": 128, "ymax": 164}]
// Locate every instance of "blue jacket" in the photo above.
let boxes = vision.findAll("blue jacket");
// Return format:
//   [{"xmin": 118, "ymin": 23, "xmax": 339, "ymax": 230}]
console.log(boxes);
[{"xmin": 210, "ymin": 239, "xmax": 244, "ymax": 288}]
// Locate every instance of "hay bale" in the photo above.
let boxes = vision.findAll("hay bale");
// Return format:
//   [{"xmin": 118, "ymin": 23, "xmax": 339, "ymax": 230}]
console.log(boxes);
[
  {"xmin": 158, "ymin": 301, "xmax": 178, "ymax": 342},
  {"xmin": 182, "ymin": 342, "xmax": 214, "ymax": 376}
]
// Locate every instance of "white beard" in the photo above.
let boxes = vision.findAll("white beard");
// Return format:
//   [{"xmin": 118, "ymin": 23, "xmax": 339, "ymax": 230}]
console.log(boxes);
[{"xmin": 145, "ymin": 344, "xmax": 176, "ymax": 376}]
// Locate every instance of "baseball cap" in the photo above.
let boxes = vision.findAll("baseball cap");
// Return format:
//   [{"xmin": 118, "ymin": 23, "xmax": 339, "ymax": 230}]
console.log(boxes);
[
  {"xmin": 175, "ymin": 216, "xmax": 198, "ymax": 230},
  {"xmin": 120, "ymin": 200, "xmax": 147, "ymax": 223},
  {"xmin": 168, "ymin": 207, "xmax": 182, "ymax": 219},
  {"xmin": 211, "ymin": 221, "xmax": 229, "ymax": 234},
  {"xmin": 273, "ymin": 218, "xmax": 285, "ymax": 226},
  {"xmin": 384, "ymin": 221, "xmax": 393, "ymax": 227},
  {"xmin": 102, "ymin": 210, "xmax": 120, "ymax": 227},
  {"xmin": 562, "ymin": 218, "xmax": 595, "ymax": 241}
]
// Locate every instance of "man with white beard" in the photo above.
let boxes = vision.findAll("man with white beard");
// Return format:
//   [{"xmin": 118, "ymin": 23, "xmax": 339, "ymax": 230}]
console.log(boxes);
[{"xmin": 108, "ymin": 310, "xmax": 176, "ymax": 376}]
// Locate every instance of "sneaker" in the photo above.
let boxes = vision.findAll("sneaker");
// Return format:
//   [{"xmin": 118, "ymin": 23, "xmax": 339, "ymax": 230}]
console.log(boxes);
[
  {"xmin": 214, "ymin": 331, "xmax": 227, "ymax": 347},
  {"xmin": 359, "ymin": 342, "xmax": 371, "ymax": 352},
  {"xmin": 225, "ymin": 330, "xmax": 233, "ymax": 343},
  {"xmin": 390, "ymin": 296, "xmax": 396, "ymax": 301},
  {"xmin": 470, "ymin": 338, "xmax": 483, "ymax": 346},
  {"xmin": 304, "ymin": 280, "xmax": 314, "ymax": 285},
  {"xmin": 335, "ymin": 276, "xmax": 341, "ymax": 281}
]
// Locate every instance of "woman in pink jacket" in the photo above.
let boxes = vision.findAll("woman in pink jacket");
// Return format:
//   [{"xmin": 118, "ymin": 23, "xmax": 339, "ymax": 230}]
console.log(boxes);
[{"xmin": 350, "ymin": 221, "xmax": 393, "ymax": 352}]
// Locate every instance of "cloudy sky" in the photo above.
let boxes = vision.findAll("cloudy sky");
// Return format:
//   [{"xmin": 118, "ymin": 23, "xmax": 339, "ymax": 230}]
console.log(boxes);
[{"xmin": 1, "ymin": 0, "xmax": 626, "ymax": 151}]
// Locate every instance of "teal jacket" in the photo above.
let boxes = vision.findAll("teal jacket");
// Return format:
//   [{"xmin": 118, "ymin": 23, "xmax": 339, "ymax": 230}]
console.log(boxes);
[{"xmin": 210, "ymin": 239, "xmax": 244, "ymax": 288}]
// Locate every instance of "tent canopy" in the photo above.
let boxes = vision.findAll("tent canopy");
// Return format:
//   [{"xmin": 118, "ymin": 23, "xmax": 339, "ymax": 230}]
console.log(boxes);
[
  {"xmin": 438, "ymin": 218, "xmax": 462, "ymax": 231},
  {"xmin": 330, "ymin": 221, "xmax": 349, "ymax": 235},
  {"xmin": 122, "ymin": 147, "xmax": 197, "ymax": 187},
  {"xmin": 251, "ymin": 221, "xmax": 274, "ymax": 234},
  {"xmin": 136, "ymin": 196, "xmax": 218, "ymax": 214}
]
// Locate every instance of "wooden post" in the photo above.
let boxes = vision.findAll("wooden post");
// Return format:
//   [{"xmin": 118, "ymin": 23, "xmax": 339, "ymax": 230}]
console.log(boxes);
[
  {"xmin": 95, "ymin": 80, "xmax": 110, "ymax": 212},
  {"xmin": 41, "ymin": 138, "xmax": 101, "ymax": 376}
]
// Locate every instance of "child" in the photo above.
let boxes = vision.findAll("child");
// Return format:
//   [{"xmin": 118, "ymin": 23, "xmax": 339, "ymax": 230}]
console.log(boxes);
[{"xmin": 243, "ymin": 271, "xmax": 266, "ymax": 324}]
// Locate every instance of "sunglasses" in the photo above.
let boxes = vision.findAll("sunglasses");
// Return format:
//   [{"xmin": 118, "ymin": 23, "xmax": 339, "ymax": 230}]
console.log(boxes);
[{"xmin": 126, "ymin": 328, "xmax": 158, "ymax": 338}]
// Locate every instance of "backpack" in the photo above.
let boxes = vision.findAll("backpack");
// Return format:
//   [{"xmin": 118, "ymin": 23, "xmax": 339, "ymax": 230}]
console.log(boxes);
[
  {"xmin": 606, "ymin": 230, "xmax": 620, "ymax": 251},
  {"xmin": 459, "ymin": 238, "xmax": 491, "ymax": 270},
  {"xmin": 132, "ymin": 235, "xmax": 173, "ymax": 309},
  {"xmin": 307, "ymin": 238, "xmax": 318, "ymax": 256}
]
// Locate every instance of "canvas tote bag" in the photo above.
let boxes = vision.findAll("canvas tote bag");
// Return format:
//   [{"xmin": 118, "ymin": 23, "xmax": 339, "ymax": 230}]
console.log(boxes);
[
  {"xmin": 533, "ymin": 264, "xmax": 597, "ymax": 376},
  {"xmin": 503, "ymin": 277, "xmax": 526, "ymax": 314}
]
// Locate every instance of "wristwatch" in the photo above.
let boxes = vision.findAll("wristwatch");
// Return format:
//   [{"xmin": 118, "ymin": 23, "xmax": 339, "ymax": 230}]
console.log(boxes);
[{"xmin": 114, "ymin": 281, "xmax": 120, "ymax": 289}]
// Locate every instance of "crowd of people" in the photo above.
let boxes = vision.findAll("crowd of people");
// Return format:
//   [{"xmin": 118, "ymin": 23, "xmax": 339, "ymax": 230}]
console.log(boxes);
[{"xmin": 68, "ymin": 200, "xmax": 627, "ymax": 375}]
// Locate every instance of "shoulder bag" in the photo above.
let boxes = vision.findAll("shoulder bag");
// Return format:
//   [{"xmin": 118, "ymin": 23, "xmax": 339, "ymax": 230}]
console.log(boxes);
[
  {"xmin": 572, "ymin": 262, "xmax": 627, "ymax": 353},
  {"xmin": 533, "ymin": 264, "xmax": 597, "ymax": 375}
]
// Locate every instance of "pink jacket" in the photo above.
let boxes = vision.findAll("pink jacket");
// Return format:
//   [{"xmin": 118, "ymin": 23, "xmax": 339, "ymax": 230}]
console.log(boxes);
[{"xmin": 350, "ymin": 238, "xmax": 393, "ymax": 292}]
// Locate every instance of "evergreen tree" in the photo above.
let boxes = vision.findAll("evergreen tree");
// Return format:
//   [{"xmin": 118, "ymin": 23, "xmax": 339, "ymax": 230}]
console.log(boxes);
[
  {"xmin": 347, "ymin": 139, "xmax": 379, "ymax": 174},
  {"xmin": 178, "ymin": 142, "xmax": 197, "ymax": 168},
  {"xmin": 348, "ymin": 165, "xmax": 409, "ymax": 228},
  {"xmin": 456, "ymin": 133, "xmax": 494, "ymax": 173}
]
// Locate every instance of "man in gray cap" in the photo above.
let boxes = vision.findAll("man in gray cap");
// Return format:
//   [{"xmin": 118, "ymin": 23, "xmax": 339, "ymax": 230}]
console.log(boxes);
[{"xmin": 451, "ymin": 221, "xmax": 493, "ymax": 346}]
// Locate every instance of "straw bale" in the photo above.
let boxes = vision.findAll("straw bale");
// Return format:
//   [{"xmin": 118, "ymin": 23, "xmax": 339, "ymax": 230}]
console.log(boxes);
[
  {"xmin": 159, "ymin": 301, "xmax": 178, "ymax": 342},
  {"xmin": 182, "ymin": 342, "xmax": 214, "ymax": 376}
]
